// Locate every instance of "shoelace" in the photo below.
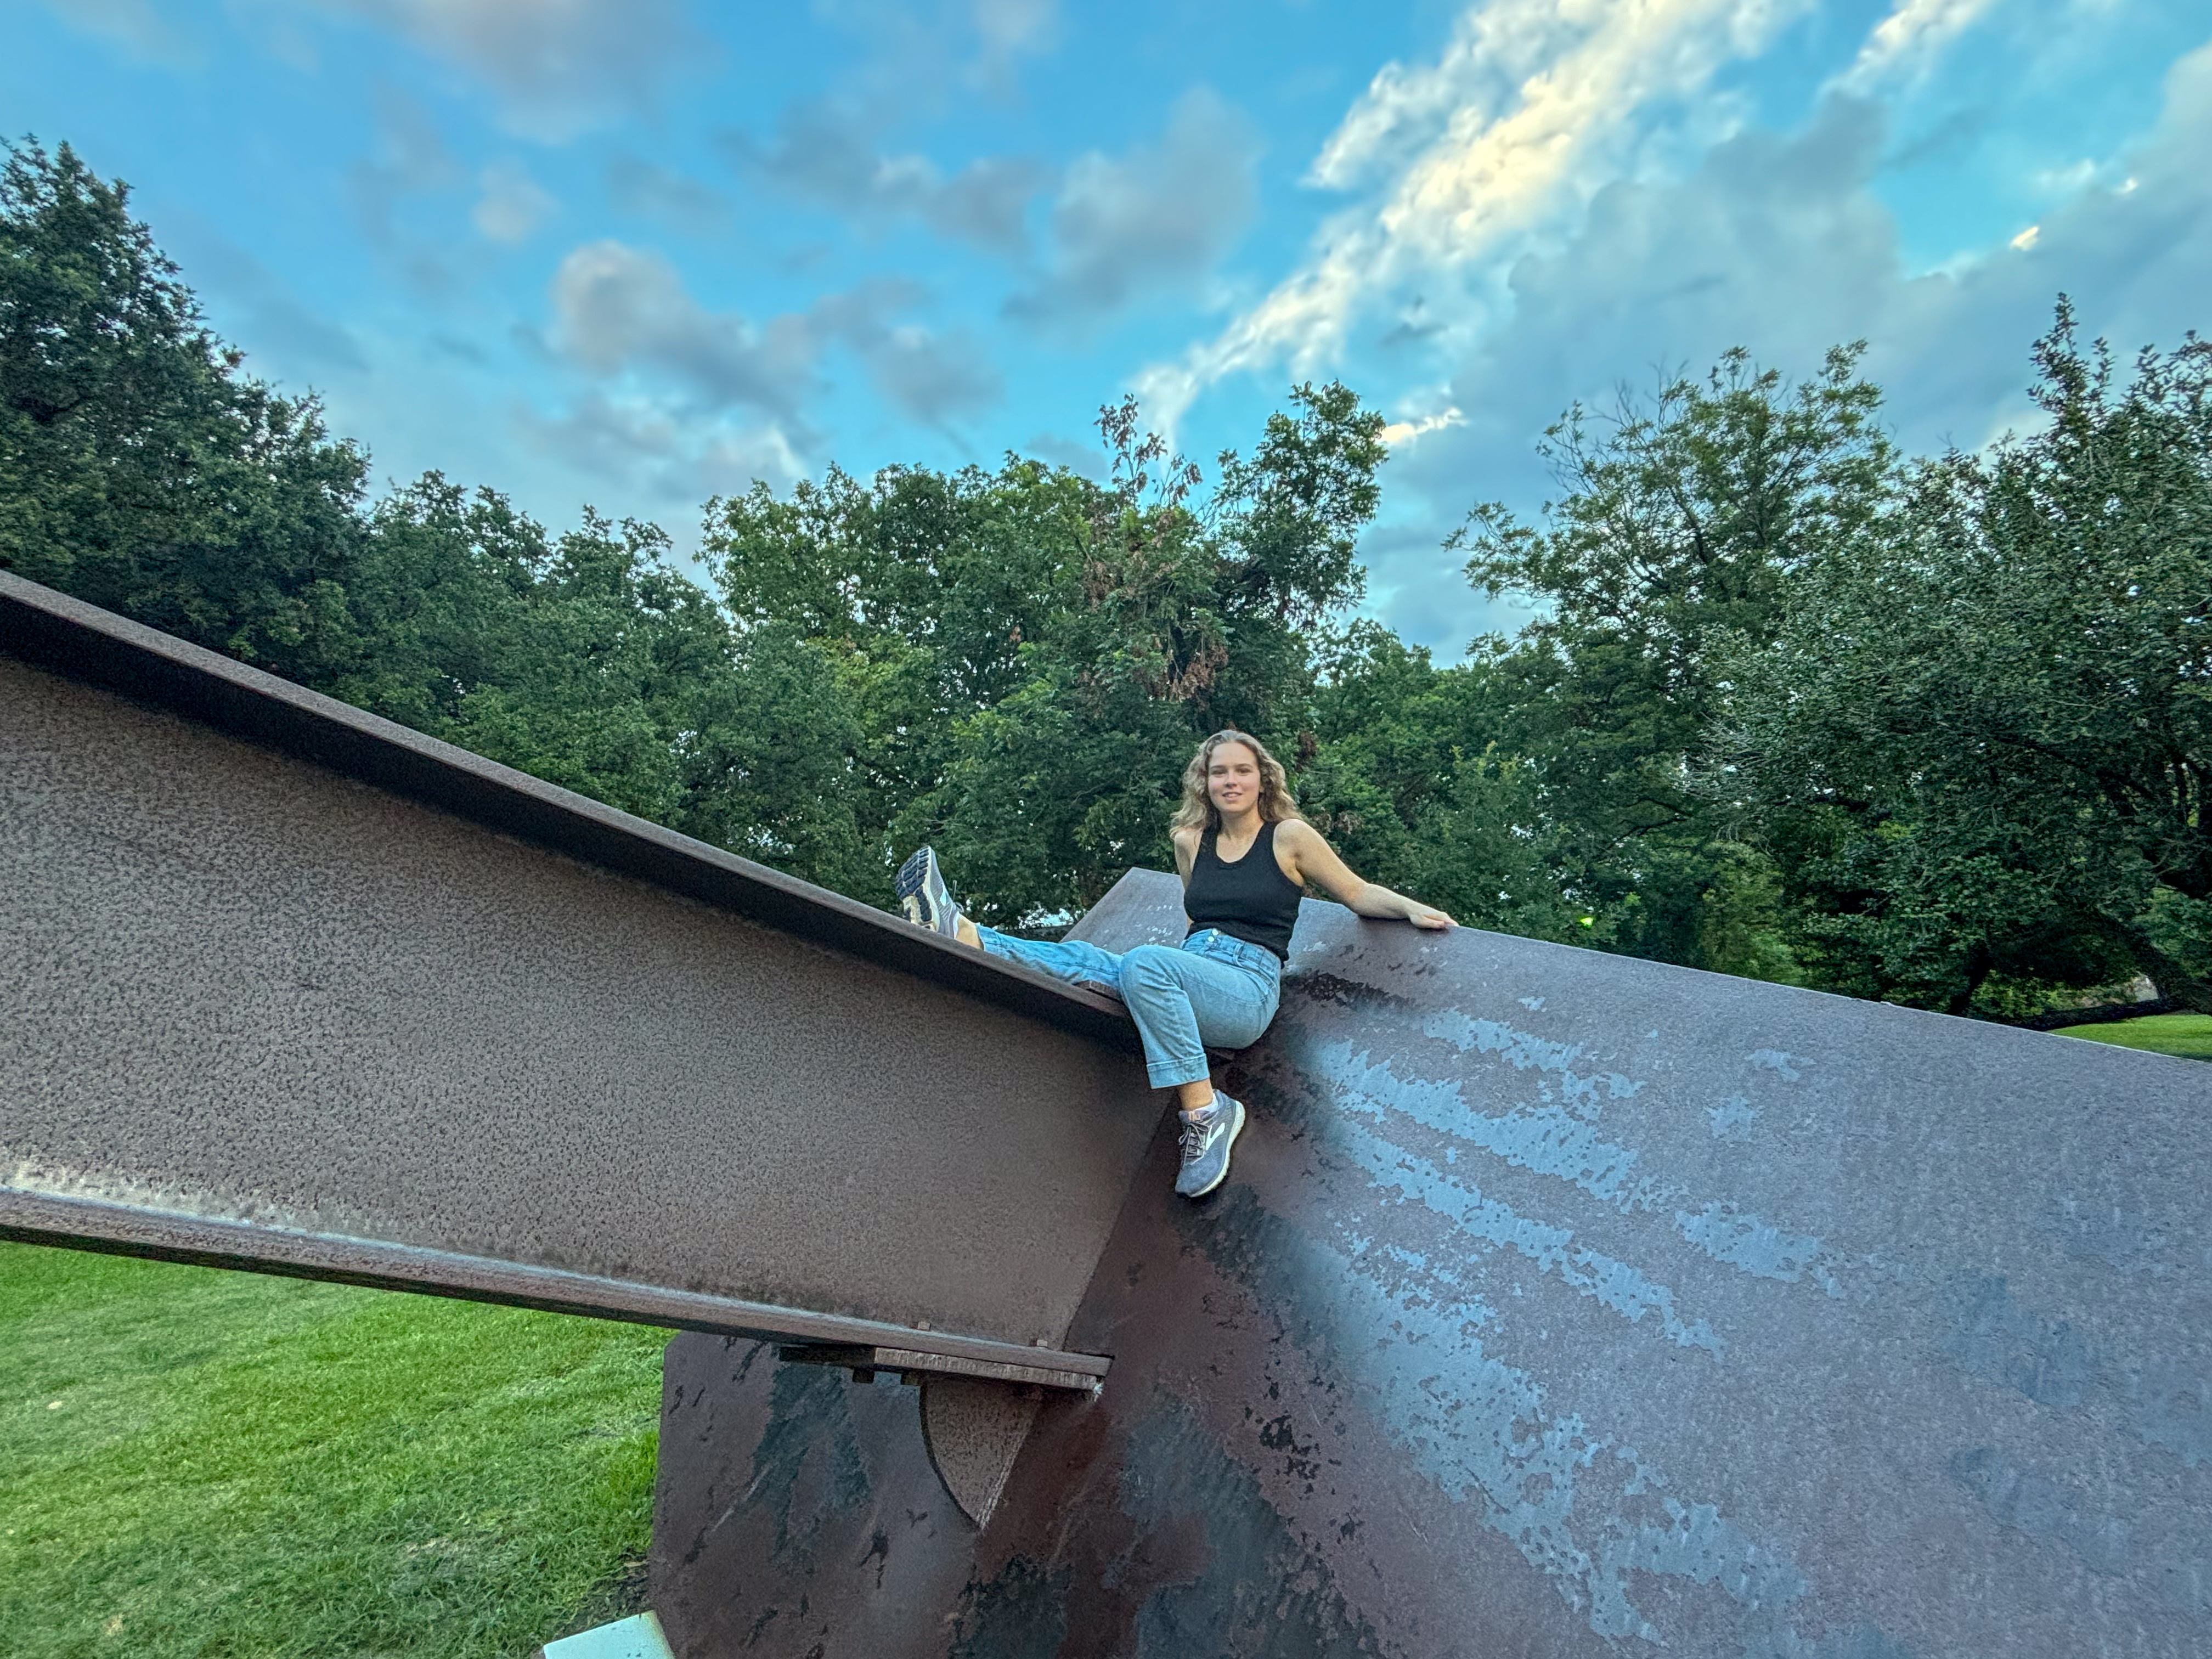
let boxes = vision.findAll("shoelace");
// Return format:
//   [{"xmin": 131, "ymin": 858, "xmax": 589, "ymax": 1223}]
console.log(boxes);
[{"xmin": 1178, "ymin": 1116, "xmax": 1211, "ymax": 1164}]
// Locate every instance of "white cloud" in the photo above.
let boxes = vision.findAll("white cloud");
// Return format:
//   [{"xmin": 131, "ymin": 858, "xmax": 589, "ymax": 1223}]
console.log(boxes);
[
  {"xmin": 1380, "ymin": 407, "xmax": 1465, "ymax": 446},
  {"xmin": 550, "ymin": 241, "xmax": 817, "ymax": 417},
  {"xmin": 1366, "ymin": 36, "xmax": 2212, "ymax": 653},
  {"xmin": 515, "ymin": 390, "xmax": 808, "ymax": 503},
  {"xmin": 308, "ymin": 0, "xmax": 706, "ymax": 141},
  {"xmin": 472, "ymin": 160, "xmax": 558, "ymax": 244},
  {"xmin": 1009, "ymin": 87, "xmax": 1261, "ymax": 324},
  {"xmin": 1134, "ymin": 0, "xmax": 1812, "ymax": 432},
  {"xmin": 729, "ymin": 101, "xmax": 1046, "ymax": 255},
  {"xmin": 548, "ymin": 239, "xmax": 1003, "ymax": 431},
  {"xmin": 1832, "ymin": 0, "xmax": 2003, "ymax": 95}
]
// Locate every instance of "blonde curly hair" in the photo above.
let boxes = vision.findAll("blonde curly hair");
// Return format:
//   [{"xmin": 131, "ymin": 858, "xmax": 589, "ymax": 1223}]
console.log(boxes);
[{"xmin": 1171, "ymin": 729, "xmax": 1304, "ymax": 834}]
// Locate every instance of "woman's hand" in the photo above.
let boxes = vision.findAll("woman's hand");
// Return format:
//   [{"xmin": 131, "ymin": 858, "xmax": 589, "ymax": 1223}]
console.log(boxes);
[{"xmin": 1280, "ymin": 821, "xmax": 1458, "ymax": 930}]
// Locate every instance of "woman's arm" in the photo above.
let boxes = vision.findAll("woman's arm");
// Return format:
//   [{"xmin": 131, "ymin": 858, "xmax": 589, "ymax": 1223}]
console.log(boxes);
[
  {"xmin": 1277, "ymin": 819, "xmax": 1457, "ymax": 930},
  {"xmin": 1171, "ymin": 826, "xmax": 1200, "ymax": 888}
]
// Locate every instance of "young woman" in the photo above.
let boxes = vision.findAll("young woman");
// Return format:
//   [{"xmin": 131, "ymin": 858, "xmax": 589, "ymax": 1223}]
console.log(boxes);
[{"xmin": 896, "ymin": 729, "xmax": 1456, "ymax": 1199}]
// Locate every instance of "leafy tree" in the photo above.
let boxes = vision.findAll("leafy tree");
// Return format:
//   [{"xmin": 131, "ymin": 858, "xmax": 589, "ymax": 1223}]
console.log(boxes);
[
  {"xmin": 1720, "ymin": 305, "xmax": 2212, "ymax": 1011},
  {"xmin": 0, "ymin": 138, "xmax": 368, "ymax": 682},
  {"xmin": 703, "ymin": 383, "xmax": 1391, "ymax": 922},
  {"xmin": 1451, "ymin": 345, "xmax": 1898, "ymax": 974}
]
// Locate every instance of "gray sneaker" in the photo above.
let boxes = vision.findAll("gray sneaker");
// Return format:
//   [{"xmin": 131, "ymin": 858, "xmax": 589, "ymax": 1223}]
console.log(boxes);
[
  {"xmin": 1174, "ymin": 1095, "xmax": 1246, "ymax": 1198},
  {"xmin": 895, "ymin": 846, "xmax": 962, "ymax": 938}
]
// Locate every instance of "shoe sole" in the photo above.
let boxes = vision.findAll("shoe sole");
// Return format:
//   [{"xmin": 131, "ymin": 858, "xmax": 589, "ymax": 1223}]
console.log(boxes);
[
  {"xmin": 1183, "ymin": 1099, "xmax": 1246, "ymax": 1199},
  {"xmin": 895, "ymin": 848, "xmax": 958, "ymax": 936}
]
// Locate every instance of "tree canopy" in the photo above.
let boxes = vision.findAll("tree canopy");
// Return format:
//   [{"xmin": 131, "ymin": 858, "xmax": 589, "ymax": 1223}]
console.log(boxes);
[{"xmin": 8, "ymin": 134, "xmax": 2207, "ymax": 1019}]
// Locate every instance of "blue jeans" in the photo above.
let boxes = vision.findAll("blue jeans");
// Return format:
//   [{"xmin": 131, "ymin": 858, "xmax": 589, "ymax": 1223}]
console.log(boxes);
[{"xmin": 975, "ymin": 926, "xmax": 1282, "ymax": 1089}]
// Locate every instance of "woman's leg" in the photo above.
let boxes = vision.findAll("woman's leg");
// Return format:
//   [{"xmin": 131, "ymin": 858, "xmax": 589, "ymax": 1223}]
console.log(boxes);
[
  {"xmin": 1116, "ymin": 943, "xmax": 1278, "ymax": 1100},
  {"xmin": 969, "ymin": 925, "xmax": 1126, "ymax": 993}
]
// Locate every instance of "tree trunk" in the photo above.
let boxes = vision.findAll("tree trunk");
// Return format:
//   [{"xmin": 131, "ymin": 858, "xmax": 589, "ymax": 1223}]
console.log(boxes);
[
  {"xmin": 2109, "ymin": 922, "xmax": 2212, "ymax": 1014},
  {"xmin": 1946, "ymin": 943, "xmax": 1993, "ymax": 1017}
]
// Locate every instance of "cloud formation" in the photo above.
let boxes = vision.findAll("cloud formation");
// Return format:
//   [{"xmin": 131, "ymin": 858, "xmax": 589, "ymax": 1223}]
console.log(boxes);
[
  {"xmin": 1010, "ymin": 87, "xmax": 1261, "ymax": 323},
  {"xmin": 312, "ymin": 0, "xmax": 706, "ymax": 141},
  {"xmin": 729, "ymin": 101, "xmax": 1046, "ymax": 255},
  {"xmin": 814, "ymin": 285, "xmax": 1005, "ymax": 424},
  {"xmin": 1136, "ymin": 0, "xmax": 1811, "ymax": 428},
  {"xmin": 348, "ymin": 84, "xmax": 463, "ymax": 290},
  {"xmin": 515, "ymin": 389, "xmax": 809, "ymax": 502},
  {"xmin": 1833, "ymin": 0, "xmax": 2002, "ymax": 95},
  {"xmin": 541, "ymin": 238, "xmax": 1003, "ymax": 491},
  {"xmin": 969, "ymin": 0, "xmax": 1059, "ymax": 90},
  {"xmin": 472, "ymin": 160, "xmax": 558, "ymax": 244},
  {"xmin": 1367, "ymin": 37, "xmax": 2212, "ymax": 653},
  {"xmin": 551, "ymin": 241, "xmax": 817, "ymax": 418}
]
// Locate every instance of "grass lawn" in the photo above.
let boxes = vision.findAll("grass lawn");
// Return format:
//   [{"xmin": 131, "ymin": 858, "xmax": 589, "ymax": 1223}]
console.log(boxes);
[
  {"xmin": 0, "ymin": 1242, "xmax": 670, "ymax": 1659},
  {"xmin": 2050, "ymin": 1012, "xmax": 2212, "ymax": 1061}
]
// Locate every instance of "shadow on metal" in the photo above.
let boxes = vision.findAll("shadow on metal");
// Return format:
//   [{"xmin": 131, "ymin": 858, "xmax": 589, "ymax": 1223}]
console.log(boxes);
[{"xmin": 653, "ymin": 870, "xmax": 2212, "ymax": 1658}]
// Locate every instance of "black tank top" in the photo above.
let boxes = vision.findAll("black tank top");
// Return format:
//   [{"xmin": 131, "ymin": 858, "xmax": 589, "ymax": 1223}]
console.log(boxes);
[{"xmin": 1184, "ymin": 819, "xmax": 1304, "ymax": 961}]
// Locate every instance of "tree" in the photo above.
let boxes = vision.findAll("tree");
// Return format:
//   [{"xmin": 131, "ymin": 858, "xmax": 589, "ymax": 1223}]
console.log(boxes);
[
  {"xmin": 1719, "ymin": 304, "xmax": 2212, "ymax": 1011},
  {"xmin": 0, "ymin": 138, "xmax": 368, "ymax": 683},
  {"xmin": 703, "ymin": 384, "xmax": 1391, "ymax": 923},
  {"xmin": 1451, "ymin": 345, "xmax": 1897, "ymax": 975}
]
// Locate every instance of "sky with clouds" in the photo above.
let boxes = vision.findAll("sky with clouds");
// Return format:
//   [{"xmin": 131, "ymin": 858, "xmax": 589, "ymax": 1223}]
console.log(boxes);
[{"xmin": 9, "ymin": 0, "xmax": 2210, "ymax": 652}]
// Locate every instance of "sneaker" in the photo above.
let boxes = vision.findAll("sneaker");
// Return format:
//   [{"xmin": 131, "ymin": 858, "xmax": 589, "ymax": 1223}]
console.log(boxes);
[
  {"xmin": 895, "ymin": 846, "xmax": 962, "ymax": 938},
  {"xmin": 1174, "ymin": 1094, "xmax": 1246, "ymax": 1199}
]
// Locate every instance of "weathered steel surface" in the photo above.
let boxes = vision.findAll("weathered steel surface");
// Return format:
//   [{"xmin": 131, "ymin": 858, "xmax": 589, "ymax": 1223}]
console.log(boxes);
[
  {"xmin": 654, "ymin": 867, "xmax": 2212, "ymax": 1657},
  {"xmin": 654, "ymin": 1338, "xmax": 986, "ymax": 1658},
  {"xmin": 0, "ymin": 571, "xmax": 1134, "ymax": 1052},
  {"xmin": 921, "ymin": 1375, "xmax": 1046, "ymax": 1527},
  {"xmin": 0, "ymin": 572, "xmax": 1157, "ymax": 1378}
]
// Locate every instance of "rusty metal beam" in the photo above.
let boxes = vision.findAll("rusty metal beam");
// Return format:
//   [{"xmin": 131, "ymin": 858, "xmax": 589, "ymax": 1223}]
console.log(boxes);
[
  {"xmin": 0, "ymin": 1191, "xmax": 1108, "ymax": 1382},
  {"xmin": 651, "ymin": 868, "xmax": 2212, "ymax": 1658},
  {"xmin": 1, "ymin": 570, "xmax": 1160, "ymax": 1389}
]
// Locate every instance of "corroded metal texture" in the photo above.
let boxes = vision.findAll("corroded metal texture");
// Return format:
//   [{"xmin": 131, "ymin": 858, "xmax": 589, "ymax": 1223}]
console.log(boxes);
[
  {"xmin": 1, "ymin": 574, "xmax": 1161, "ymax": 1376},
  {"xmin": 922, "ymin": 1376, "xmax": 1045, "ymax": 1528},
  {"xmin": 654, "ymin": 867, "xmax": 2212, "ymax": 1657},
  {"xmin": 654, "ymin": 1338, "xmax": 984, "ymax": 1659}
]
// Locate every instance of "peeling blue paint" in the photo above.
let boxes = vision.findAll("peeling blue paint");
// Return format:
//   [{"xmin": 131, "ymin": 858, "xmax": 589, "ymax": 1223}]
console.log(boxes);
[
  {"xmin": 1592, "ymin": 1500, "xmax": 1807, "ymax": 1641},
  {"xmin": 1748, "ymin": 1050, "xmax": 1804, "ymax": 1081},
  {"xmin": 1421, "ymin": 1010, "xmax": 1643, "ymax": 1105},
  {"xmin": 1214, "ymin": 1193, "xmax": 1899, "ymax": 1656},
  {"xmin": 1321, "ymin": 1041, "xmax": 1649, "ymax": 1204},
  {"xmin": 1331, "ymin": 1115, "xmax": 1723, "ymax": 1353},
  {"xmin": 1708, "ymin": 1096, "xmax": 1759, "ymax": 1138},
  {"xmin": 1677, "ymin": 1204, "xmax": 1836, "ymax": 1296}
]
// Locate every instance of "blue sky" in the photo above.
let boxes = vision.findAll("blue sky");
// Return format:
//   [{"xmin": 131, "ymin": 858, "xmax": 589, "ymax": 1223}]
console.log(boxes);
[{"xmin": 9, "ymin": 0, "xmax": 2210, "ymax": 652}]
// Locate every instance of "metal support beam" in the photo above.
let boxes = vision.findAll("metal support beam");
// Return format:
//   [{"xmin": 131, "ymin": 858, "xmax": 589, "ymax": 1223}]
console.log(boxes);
[{"xmin": 2, "ymin": 571, "xmax": 1156, "ymax": 1390}]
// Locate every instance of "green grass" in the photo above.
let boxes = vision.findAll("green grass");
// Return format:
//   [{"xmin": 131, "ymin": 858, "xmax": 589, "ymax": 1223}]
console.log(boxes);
[
  {"xmin": 2050, "ymin": 1012, "xmax": 2212, "ymax": 1060},
  {"xmin": 0, "ymin": 1242, "xmax": 671, "ymax": 1659}
]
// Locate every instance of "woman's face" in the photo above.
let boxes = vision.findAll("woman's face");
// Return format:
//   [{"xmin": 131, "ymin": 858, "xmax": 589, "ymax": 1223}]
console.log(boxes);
[{"xmin": 1207, "ymin": 741, "xmax": 1262, "ymax": 816}]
